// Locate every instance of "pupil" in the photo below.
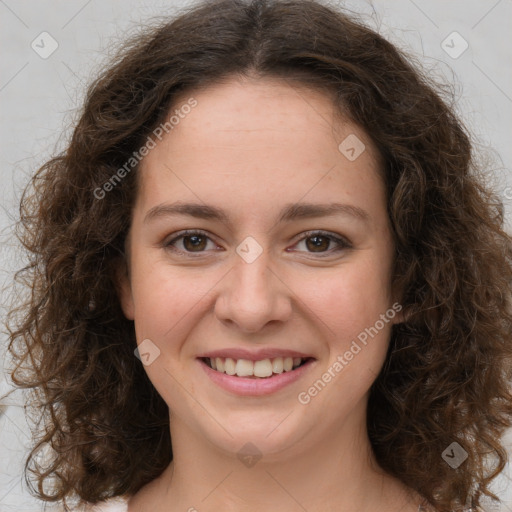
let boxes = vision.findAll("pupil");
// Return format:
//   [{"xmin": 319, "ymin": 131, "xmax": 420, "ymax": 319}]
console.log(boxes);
[
  {"xmin": 184, "ymin": 235, "xmax": 206, "ymax": 251},
  {"xmin": 307, "ymin": 236, "xmax": 328, "ymax": 252}
]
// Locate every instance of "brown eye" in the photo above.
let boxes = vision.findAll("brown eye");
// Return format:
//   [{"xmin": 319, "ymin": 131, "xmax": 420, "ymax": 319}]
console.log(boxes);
[
  {"xmin": 305, "ymin": 234, "xmax": 331, "ymax": 252},
  {"xmin": 182, "ymin": 234, "xmax": 207, "ymax": 252},
  {"xmin": 291, "ymin": 230, "xmax": 352, "ymax": 256},
  {"xmin": 165, "ymin": 230, "xmax": 217, "ymax": 255}
]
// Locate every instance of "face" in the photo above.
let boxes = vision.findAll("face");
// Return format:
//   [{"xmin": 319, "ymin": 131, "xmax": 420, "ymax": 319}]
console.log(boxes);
[{"xmin": 118, "ymin": 76, "xmax": 401, "ymax": 459}]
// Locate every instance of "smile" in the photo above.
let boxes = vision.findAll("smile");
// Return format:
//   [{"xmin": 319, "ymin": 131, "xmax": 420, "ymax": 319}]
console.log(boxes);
[
  {"xmin": 201, "ymin": 356, "xmax": 310, "ymax": 378},
  {"xmin": 197, "ymin": 355, "xmax": 316, "ymax": 396}
]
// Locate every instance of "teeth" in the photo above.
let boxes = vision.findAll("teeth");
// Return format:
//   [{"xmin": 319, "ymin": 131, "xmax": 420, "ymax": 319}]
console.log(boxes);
[
  {"xmin": 205, "ymin": 356, "xmax": 307, "ymax": 377},
  {"xmin": 224, "ymin": 358, "xmax": 236, "ymax": 375},
  {"xmin": 235, "ymin": 359, "xmax": 254, "ymax": 377},
  {"xmin": 272, "ymin": 357, "xmax": 284, "ymax": 374},
  {"xmin": 253, "ymin": 359, "xmax": 273, "ymax": 377}
]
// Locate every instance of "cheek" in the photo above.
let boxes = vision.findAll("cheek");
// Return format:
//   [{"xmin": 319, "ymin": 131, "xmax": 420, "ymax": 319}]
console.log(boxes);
[
  {"xmin": 128, "ymin": 257, "xmax": 204, "ymax": 341},
  {"xmin": 297, "ymin": 270, "xmax": 394, "ymax": 422},
  {"xmin": 302, "ymin": 259, "xmax": 394, "ymax": 341}
]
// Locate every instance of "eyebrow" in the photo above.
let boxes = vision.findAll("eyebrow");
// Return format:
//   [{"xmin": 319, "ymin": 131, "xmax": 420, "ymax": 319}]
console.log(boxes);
[{"xmin": 144, "ymin": 201, "xmax": 370, "ymax": 225}]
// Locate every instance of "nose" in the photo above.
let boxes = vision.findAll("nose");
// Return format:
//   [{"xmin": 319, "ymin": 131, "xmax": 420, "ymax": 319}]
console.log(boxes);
[{"xmin": 214, "ymin": 246, "xmax": 293, "ymax": 334}]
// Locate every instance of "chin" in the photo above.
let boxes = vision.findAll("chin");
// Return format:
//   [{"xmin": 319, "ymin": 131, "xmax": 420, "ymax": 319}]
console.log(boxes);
[{"xmin": 198, "ymin": 411, "xmax": 311, "ymax": 461}]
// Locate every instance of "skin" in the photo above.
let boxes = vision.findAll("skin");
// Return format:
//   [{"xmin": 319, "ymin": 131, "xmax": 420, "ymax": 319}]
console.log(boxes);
[{"xmin": 117, "ymin": 75, "xmax": 420, "ymax": 512}]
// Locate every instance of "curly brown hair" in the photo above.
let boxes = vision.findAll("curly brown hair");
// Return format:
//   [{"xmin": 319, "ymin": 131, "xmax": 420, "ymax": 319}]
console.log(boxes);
[{"xmin": 4, "ymin": 0, "xmax": 512, "ymax": 511}]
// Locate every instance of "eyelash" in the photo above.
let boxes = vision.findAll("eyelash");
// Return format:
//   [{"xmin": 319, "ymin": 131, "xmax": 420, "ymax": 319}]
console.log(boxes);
[{"xmin": 163, "ymin": 229, "xmax": 352, "ymax": 257}]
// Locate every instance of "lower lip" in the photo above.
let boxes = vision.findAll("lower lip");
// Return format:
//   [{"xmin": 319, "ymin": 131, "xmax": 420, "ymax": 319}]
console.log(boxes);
[{"xmin": 198, "ymin": 358, "xmax": 315, "ymax": 396}]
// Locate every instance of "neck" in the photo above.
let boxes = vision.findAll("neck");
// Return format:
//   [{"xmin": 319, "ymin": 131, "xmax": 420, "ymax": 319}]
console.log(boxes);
[{"xmin": 129, "ymin": 401, "xmax": 419, "ymax": 512}]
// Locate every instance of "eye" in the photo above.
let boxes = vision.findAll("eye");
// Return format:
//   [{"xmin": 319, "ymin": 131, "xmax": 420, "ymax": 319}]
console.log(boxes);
[
  {"xmin": 289, "ymin": 230, "xmax": 352, "ymax": 256},
  {"xmin": 163, "ymin": 229, "xmax": 352, "ymax": 257},
  {"xmin": 164, "ymin": 230, "xmax": 220, "ymax": 255}
]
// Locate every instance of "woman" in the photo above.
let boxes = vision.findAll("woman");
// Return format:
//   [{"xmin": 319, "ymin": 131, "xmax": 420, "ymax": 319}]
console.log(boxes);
[{"xmin": 5, "ymin": 0, "xmax": 512, "ymax": 511}]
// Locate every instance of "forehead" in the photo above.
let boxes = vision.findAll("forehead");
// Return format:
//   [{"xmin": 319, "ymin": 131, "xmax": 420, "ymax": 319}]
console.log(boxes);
[
  {"xmin": 135, "ymin": 76, "xmax": 386, "ymax": 227},
  {"xmin": 161, "ymin": 76, "xmax": 376, "ymax": 156}
]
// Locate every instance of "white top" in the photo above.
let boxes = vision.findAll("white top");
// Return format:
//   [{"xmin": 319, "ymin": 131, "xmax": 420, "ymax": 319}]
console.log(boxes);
[
  {"xmin": 76, "ymin": 499, "xmax": 442, "ymax": 511},
  {"xmin": 63, "ymin": 497, "xmax": 472, "ymax": 511},
  {"xmin": 82, "ymin": 497, "xmax": 129, "ymax": 512}
]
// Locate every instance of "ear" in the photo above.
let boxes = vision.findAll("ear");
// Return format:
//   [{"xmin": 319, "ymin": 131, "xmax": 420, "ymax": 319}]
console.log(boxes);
[{"xmin": 114, "ymin": 257, "xmax": 135, "ymax": 320}]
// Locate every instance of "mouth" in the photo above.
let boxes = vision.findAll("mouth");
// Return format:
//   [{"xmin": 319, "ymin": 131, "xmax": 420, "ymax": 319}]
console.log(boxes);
[{"xmin": 199, "ymin": 356, "xmax": 314, "ymax": 379}]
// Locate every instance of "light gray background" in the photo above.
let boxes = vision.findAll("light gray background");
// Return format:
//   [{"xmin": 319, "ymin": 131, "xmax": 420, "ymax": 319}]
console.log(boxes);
[{"xmin": 1, "ymin": 0, "xmax": 511, "ymax": 510}]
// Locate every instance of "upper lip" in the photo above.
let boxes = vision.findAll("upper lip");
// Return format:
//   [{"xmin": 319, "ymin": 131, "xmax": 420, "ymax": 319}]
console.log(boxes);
[{"xmin": 197, "ymin": 348, "xmax": 315, "ymax": 361}]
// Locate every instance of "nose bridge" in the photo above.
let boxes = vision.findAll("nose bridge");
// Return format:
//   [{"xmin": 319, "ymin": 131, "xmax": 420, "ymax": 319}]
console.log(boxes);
[{"xmin": 214, "ymin": 240, "xmax": 291, "ymax": 332}]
